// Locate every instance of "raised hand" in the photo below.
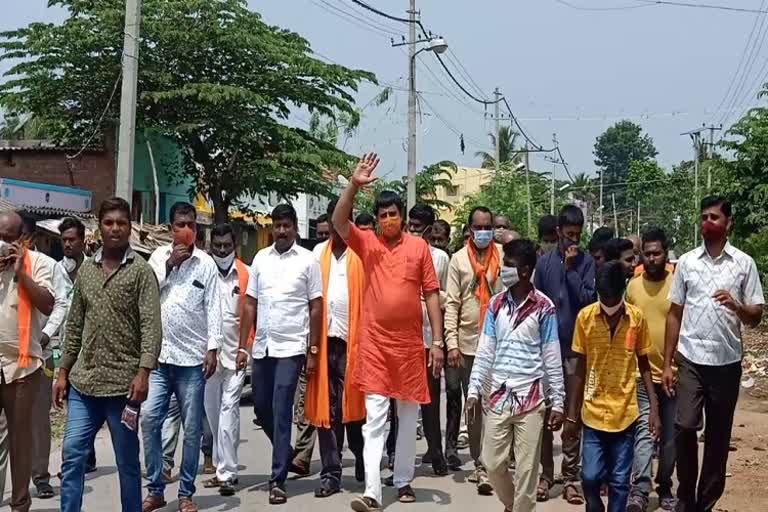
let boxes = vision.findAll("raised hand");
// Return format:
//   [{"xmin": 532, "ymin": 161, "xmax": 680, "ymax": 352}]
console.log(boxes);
[{"xmin": 351, "ymin": 153, "xmax": 381, "ymax": 187}]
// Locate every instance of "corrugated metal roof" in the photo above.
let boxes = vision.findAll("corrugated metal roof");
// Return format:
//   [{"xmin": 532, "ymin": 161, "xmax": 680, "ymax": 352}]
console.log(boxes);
[
  {"xmin": 0, "ymin": 197, "xmax": 93, "ymax": 218},
  {"xmin": 0, "ymin": 197, "xmax": 20, "ymax": 213},
  {"xmin": 0, "ymin": 139, "xmax": 102, "ymax": 152}
]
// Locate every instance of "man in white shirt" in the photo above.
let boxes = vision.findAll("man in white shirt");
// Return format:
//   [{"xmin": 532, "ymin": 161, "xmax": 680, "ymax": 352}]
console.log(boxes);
[
  {"xmin": 305, "ymin": 199, "xmax": 366, "ymax": 497},
  {"xmin": 31, "ymin": 217, "xmax": 88, "ymax": 499},
  {"xmin": 236, "ymin": 203, "xmax": 323, "ymax": 505},
  {"xmin": 407, "ymin": 204, "xmax": 449, "ymax": 476},
  {"xmin": 0, "ymin": 210, "xmax": 55, "ymax": 512},
  {"xmin": 199, "ymin": 223, "xmax": 250, "ymax": 497},
  {"xmin": 143, "ymin": 202, "xmax": 222, "ymax": 512},
  {"xmin": 663, "ymin": 196, "xmax": 765, "ymax": 512}
]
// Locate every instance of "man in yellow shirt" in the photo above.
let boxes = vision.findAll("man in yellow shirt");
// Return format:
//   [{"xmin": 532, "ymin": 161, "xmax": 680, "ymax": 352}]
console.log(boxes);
[
  {"xmin": 626, "ymin": 229, "xmax": 677, "ymax": 512},
  {"xmin": 564, "ymin": 261, "xmax": 660, "ymax": 512}
]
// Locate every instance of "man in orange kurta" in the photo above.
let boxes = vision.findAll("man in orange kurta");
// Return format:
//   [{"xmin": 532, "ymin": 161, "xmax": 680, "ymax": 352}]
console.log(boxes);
[{"xmin": 333, "ymin": 154, "xmax": 445, "ymax": 512}]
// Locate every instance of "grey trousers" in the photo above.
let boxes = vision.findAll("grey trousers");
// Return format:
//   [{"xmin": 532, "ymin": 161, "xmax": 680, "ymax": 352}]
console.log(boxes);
[{"xmin": 293, "ymin": 369, "xmax": 317, "ymax": 465}]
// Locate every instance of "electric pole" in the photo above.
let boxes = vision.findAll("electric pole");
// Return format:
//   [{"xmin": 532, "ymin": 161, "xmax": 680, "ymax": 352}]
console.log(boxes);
[
  {"xmin": 612, "ymin": 193, "xmax": 618, "ymax": 235},
  {"xmin": 406, "ymin": 0, "xmax": 418, "ymax": 212},
  {"xmin": 682, "ymin": 127, "xmax": 706, "ymax": 246},
  {"xmin": 704, "ymin": 123, "xmax": 722, "ymax": 190},
  {"xmin": 549, "ymin": 133, "xmax": 559, "ymax": 215},
  {"xmin": 115, "ymin": 0, "xmax": 143, "ymax": 202},
  {"xmin": 637, "ymin": 201, "xmax": 641, "ymax": 236},
  {"xmin": 525, "ymin": 142, "xmax": 531, "ymax": 237},
  {"xmin": 494, "ymin": 87, "xmax": 501, "ymax": 173},
  {"xmin": 599, "ymin": 170, "xmax": 604, "ymax": 226}
]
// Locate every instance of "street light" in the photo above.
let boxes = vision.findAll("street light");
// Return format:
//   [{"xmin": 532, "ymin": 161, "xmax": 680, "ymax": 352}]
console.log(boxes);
[{"xmin": 405, "ymin": 37, "xmax": 448, "ymax": 212}]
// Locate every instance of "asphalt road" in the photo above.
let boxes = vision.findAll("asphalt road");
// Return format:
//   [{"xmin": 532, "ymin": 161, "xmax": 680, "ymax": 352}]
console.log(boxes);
[{"xmin": 14, "ymin": 397, "xmax": 601, "ymax": 512}]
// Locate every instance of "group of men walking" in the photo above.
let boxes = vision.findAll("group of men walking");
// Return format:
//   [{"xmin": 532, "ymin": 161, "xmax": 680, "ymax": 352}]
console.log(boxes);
[{"xmin": 0, "ymin": 152, "xmax": 763, "ymax": 512}]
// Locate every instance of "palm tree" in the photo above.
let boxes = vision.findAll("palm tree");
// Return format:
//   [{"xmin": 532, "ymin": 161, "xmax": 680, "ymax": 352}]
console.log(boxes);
[
  {"xmin": 475, "ymin": 126, "xmax": 524, "ymax": 169},
  {"xmin": 569, "ymin": 172, "xmax": 598, "ymax": 226}
]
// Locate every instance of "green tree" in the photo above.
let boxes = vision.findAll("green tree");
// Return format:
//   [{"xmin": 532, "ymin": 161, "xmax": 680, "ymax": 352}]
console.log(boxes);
[
  {"xmin": 594, "ymin": 120, "xmax": 658, "ymax": 208},
  {"xmin": 475, "ymin": 125, "xmax": 523, "ymax": 170},
  {"xmin": 0, "ymin": 0, "xmax": 374, "ymax": 223}
]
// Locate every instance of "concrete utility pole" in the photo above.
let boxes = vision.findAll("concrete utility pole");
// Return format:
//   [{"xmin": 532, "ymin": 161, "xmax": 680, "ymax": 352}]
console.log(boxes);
[
  {"xmin": 612, "ymin": 193, "xmax": 618, "ymax": 235},
  {"xmin": 406, "ymin": 0, "xmax": 418, "ymax": 213},
  {"xmin": 599, "ymin": 169, "xmax": 604, "ymax": 226},
  {"xmin": 494, "ymin": 87, "xmax": 501, "ymax": 172},
  {"xmin": 525, "ymin": 142, "xmax": 531, "ymax": 237},
  {"xmin": 115, "ymin": 0, "xmax": 143, "ymax": 202},
  {"xmin": 637, "ymin": 201, "xmax": 641, "ymax": 236},
  {"xmin": 704, "ymin": 123, "xmax": 722, "ymax": 190}
]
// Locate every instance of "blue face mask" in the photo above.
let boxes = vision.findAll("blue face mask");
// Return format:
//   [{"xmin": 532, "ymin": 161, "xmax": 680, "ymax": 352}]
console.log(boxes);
[{"xmin": 472, "ymin": 229, "xmax": 493, "ymax": 249}]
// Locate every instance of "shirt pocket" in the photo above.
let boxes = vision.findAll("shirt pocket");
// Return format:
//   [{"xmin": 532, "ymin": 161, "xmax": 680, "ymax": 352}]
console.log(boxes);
[{"xmin": 402, "ymin": 255, "xmax": 421, "ymax": 283}]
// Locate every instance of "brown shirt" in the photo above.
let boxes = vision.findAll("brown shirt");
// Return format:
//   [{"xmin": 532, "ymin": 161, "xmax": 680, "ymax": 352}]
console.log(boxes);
[
  {"xmin": 0, "ymin": 250, "xmax": 54, "ymax": 382},
  {"xmin": 61, "ymin": 248, "xmax": 162, "ymax": 397}
]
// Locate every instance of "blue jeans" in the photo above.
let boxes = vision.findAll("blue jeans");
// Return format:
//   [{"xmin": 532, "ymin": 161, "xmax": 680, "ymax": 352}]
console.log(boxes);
[
  {"xmin": 251, "ymin": 355, "xmax": 304, "ymax": 487},
  {"xmin": 60, "ymin": 386, "xmax": 141, "ymax": 512},
  {"xmin": 161, "ymin": 395, "xmax": 213, "ymax": 472},
  {"xmin": 631, "ymin": 381, "xmax": 677, "ymax": 500},
  {"xmin": 582, "ymin": 423, "xmax": 636, "ymax": 512},
  {"xmin": 141, "ymin": 364, "xmax": 205, "ymax": 499}
]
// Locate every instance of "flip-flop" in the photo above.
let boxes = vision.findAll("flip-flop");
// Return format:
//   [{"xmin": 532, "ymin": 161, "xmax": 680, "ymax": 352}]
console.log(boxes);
[
  {"xmin": 314, "ymin": 486, "xmax": 340, "ymax": 498},
  {"xmin": 563, "ymin": 483, "xmax": 585, "ymax": 505},
  {"xmin": 269, "ymin": 486, "xmax": 288, "ymax": 505},
  {"xmin": 536, "ymin": 480, "xmax": 551, "ymax": 502},
  {"xmin": 351, "ymin": 496, "xmax": 382, "ymax": 512},
  {"xmin": 398, "ymin": 485, "xmax": 416, "ymax": 503}
]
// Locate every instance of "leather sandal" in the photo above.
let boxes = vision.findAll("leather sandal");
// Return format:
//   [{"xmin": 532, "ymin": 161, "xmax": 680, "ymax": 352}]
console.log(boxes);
[
  {"xmin": 178, "ymin": 497, "xmax": 198, "ymax": 512},
  {"xmin": 142, "ymin": 495, "xmax": 166, "ymax": 512}
]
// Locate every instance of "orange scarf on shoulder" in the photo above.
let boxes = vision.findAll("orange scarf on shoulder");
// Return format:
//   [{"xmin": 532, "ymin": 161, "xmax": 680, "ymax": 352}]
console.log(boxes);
[
  {"xmin": 17, "ymin": 249, "xmax": 34, "ymax": 368},
  {"xmin": 305, "ymin": 241, "xmax": 366, "ymax": 428},
  {"xmin": 235, "ymin": 258, "xmax": 255, "ymax": 347},
  {"xmin": 467, "ymin": 241, "xmax": 500, "ymax": 333}
]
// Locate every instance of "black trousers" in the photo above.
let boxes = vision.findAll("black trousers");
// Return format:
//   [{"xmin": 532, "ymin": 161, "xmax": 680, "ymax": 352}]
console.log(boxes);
[
  {"xmin": 385, "ymin": 349, "xmax": 445, "ymax": 471},
  {"xmin": 674, "ymin": 353, "xmax": 741, "ymax": 512},
  {"xmin": 317, "ymin": 337, "xmax": 364, "ymax": 489}
]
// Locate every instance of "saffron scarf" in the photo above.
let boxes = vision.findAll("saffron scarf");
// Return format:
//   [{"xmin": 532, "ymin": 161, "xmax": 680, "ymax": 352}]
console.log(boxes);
[
  {"xmin": 235, "ymin": 258, "xmax": 255, "ymax": 347},
  {"xmin": 17, "ymin": 249, "xmax": 33, "ymax": 368},
  {"xmin": 466, "ymin": 240, "xmax": 500, "ymax": 333},
  {"xmin": 305, "ymin": 241, "xmax": 366, "ymax": 428}
]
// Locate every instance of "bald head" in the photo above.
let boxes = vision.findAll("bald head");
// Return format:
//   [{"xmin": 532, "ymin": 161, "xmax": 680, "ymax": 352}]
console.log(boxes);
[{"xmin": 0, "ymin": 211, "xmax": 23, "ymax": 243}]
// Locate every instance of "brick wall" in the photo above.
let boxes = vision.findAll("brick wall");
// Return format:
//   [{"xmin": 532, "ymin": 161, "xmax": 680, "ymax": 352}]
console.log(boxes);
[{"xmin": 0, "ymin": 133, "xmax": 115, "ymax": 212}]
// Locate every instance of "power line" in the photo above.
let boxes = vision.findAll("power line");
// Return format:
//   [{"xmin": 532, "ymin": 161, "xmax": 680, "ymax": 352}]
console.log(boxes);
[
  {"xmin": 445, "ymin": 49, "xmax": 487, "ymax": 99},
  {"xmin": 311, "ymin": 0, "xmax": 401, "ymax": 38},
  {"xmin": 633, "ymin": 0, "xmax": 768, "ymax": 14},
  {"xmin": 418, "ymin": 93, "xmax": 491, "ymax": 151},
  {"xmin": 553, "ymin": 0, "xmax": 653, "ymax": 11}
]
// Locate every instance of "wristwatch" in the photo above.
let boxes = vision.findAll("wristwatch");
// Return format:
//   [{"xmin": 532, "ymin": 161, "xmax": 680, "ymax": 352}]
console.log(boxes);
[
  {"xmin": 431, "ymin": 339, "xmax": 445, "ymax": 349},
  {"xmin": 309, "ymin": 345, "xmax": 319, "ymax": 355}
]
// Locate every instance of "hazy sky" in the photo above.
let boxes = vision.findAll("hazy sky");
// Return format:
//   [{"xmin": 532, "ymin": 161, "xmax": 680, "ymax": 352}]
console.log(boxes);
[{"xmin": 2, "ymin": 1, "xmax": 763, "ymax": 181}]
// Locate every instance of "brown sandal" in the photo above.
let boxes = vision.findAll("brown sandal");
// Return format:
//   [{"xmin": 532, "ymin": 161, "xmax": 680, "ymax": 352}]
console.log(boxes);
[
  {"xmin": 178, "ymin": 497, "xmax": 199, "ymax": 512},
  {"xmin": 142, "ymin": 496, "xmax": 166, "ymax": 512},
  {"xmin": 563, "ymin": 483, "xmax": 585, "ymax": 505}
]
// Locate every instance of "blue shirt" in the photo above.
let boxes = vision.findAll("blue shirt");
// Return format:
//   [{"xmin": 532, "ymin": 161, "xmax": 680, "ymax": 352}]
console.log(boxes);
[{"xmin": 534, "ymin": 247, "xmax": 596, "ymax": 358}]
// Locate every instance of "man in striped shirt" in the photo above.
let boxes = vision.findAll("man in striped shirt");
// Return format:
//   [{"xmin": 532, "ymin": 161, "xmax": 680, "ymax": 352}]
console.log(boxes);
[{"xmin": 466, "ymin": 239, "xmax": 565, "ymax": 512}]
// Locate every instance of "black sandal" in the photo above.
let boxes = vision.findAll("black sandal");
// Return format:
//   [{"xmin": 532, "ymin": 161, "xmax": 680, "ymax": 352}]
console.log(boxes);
[
  {"xmin": 398, "ymin": 484, "xmax": 416, "ymax": 503},
  {"xmin": 269, "ymin": 485, "xmax": 287, "ymax": 505},
  {"xmin": 314, "ymin": 486, "xmax": 340, "ymax": 498}
]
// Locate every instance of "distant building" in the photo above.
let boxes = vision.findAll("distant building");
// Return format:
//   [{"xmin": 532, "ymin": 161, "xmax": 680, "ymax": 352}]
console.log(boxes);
[{"xmin": 434, "ymin": 166, "xmax": 494, "ymax": 225}]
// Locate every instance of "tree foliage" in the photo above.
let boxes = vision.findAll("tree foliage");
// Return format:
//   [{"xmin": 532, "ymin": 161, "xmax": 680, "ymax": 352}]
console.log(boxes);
[
  {"xmin": 0, "ymin": 0, "xmax": 375, "ymax": 222},
  {"xmin": 594, "ymin": 120, "xmax": 658, "ymax": 208},
  {"xmin": 475, "ymin": 125, "xmax": 523, "ymax": 170}
]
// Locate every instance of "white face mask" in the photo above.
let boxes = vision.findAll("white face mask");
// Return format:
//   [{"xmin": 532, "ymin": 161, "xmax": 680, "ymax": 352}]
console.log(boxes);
[
  {"xmin": 62, "ymin": 256, "xmax": 78, "ymax": 273},
  {"xmin": 212, "ymin": 251, "xmax": 235, "ymax": 271},
  {"xmin": 599, "ymin": 298, "xmax": 624, "ymax": 317},
  {"xmin": 500, "ymin": 266, "xmax": 520, "ymax": 288}
]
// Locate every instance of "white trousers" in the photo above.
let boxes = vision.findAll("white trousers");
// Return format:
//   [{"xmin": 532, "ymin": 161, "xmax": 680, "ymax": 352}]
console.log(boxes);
[
  {"xmin": 362, "ymin": 393, "xmax": 419, "ymax": 503},
  {"xmin": 203, "ymin": 366, "xmax": 245, "ymax": 482}
]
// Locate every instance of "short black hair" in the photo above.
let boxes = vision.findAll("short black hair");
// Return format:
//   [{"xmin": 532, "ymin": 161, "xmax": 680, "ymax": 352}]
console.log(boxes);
[
  {"xmin": 558, "ymin": 204, "xmax": 584, "ymax": 228},
  {"xmin": 326, "ymin": 197, "xmax": 352, "ymax": 221},
  {"xmin": 355, "ymin": 212, "xmax": 375, "ymax": 227},
  {"xmin": 316, "ymin": 213, "xmax": 329, "ymax": 224},
  {"xmin": 701, "ymin": 195, "xmax": 732, "ymax": 217},
  {"xmin": 98, "ymin": 197, "xmax": 131, "ymax": 222},
  {"xmin": 538, "ymin": 215, "xmax": 558, "ymax": 238},
  {"xmin": 503, "ymin": 239, "xmax": 537, "ymax": 270},
  {"xmin": 433, "ymin": 219, "xmax": 451, "ymax": 237},
  {"xmin": 211, "ymin": 223, "xmax": 235, "ymax": 242},
  {"xmin": 589, "ymin": 226, "xmax": 615, "ymax": 253},
  {"xmin": 596, "ymin": 260, "xmax": 628, "ymax": 298},
  {"xmin": 374, "ymin": 190, "xmax": 402, "ymax": 216},
  {"xmin": 170, "ymin": 202, "xmax": 196, "ymax": 223},
  {"xmin": 272, "ymin": 203, "xmax": 298, "ymax": 228},
  {"xmin": 467, "ymin": 206, "xmax": 493, "ymax": 227},
  {"xmin": 604, "ymin": 238, "xmax": 634, "ymax": 261},
  {"xmin": 641, "ymin": 227, "xmax": 668, "ymax": 251},
  {"xmin": 408, "ymin": 203, "xmax": 436, "ymax": 227},
  {"xmin": 59, "ymin": 217, "xmax": 86, "ymax": 239}
]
